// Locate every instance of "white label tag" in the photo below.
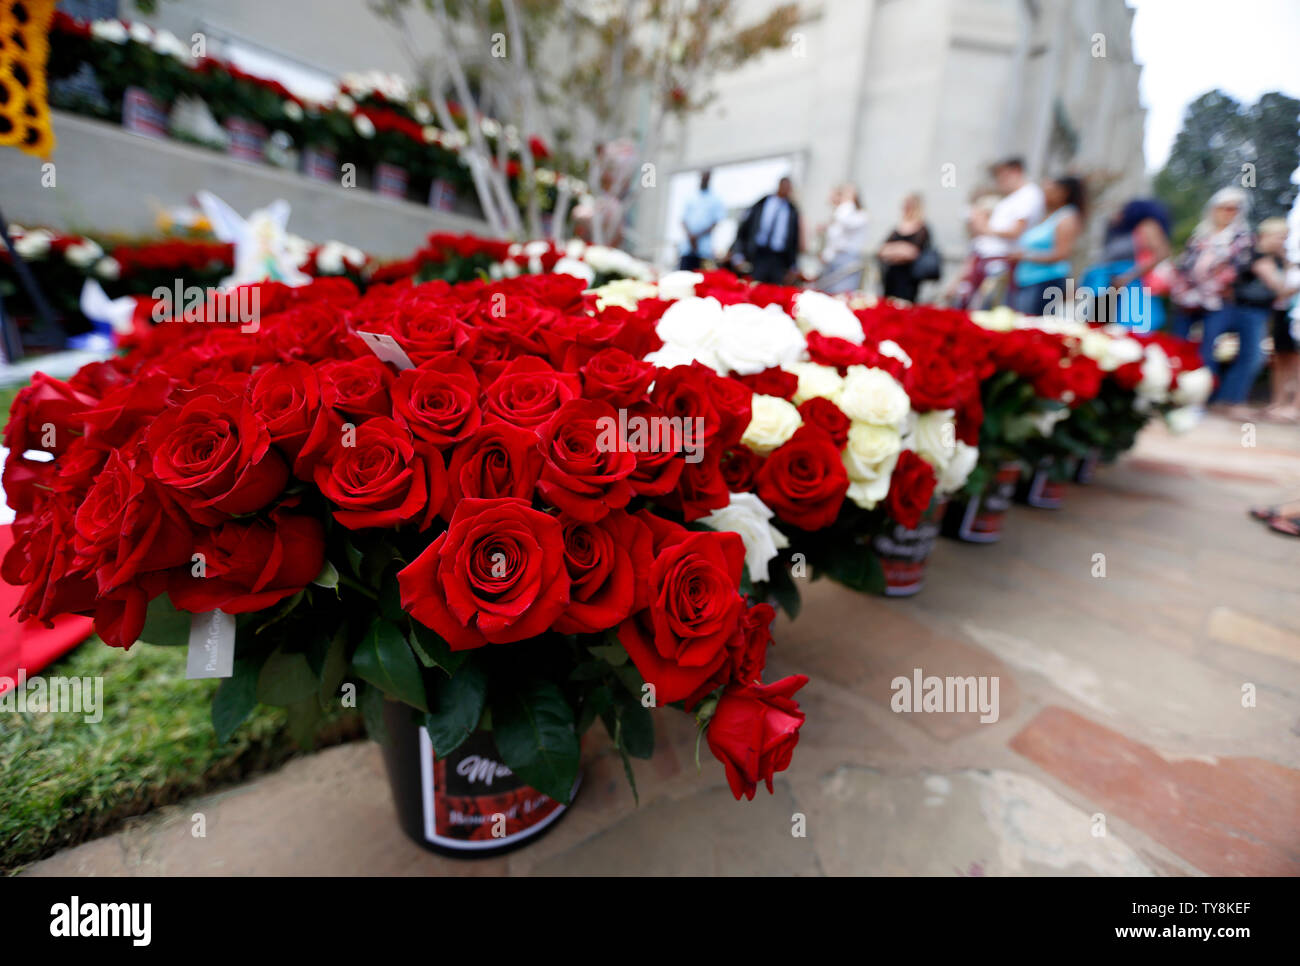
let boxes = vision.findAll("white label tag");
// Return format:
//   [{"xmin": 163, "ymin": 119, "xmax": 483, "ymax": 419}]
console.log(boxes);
[
  {"xmin": 358, "ymin": 331, "xmax": 415, "ymax": 370},
  {"xmin": 186, "ymin": 609, "xmax": 236, "ymax": 679}
]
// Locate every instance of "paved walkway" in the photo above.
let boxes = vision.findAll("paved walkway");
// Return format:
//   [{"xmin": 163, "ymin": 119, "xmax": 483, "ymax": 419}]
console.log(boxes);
[{"xmin": 26, "ymin": 414, "xmax": 1300, "ymax": 875}]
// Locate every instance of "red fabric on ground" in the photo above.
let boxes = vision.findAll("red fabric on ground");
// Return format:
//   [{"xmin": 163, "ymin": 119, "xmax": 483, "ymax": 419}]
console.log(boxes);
[{"xmin": 0, "ymin": 525, "xmax": 93, "ymax": 694}]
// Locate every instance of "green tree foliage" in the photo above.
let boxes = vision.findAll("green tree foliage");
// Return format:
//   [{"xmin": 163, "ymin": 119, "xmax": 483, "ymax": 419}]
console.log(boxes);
[{"xmin": 1154, "ymin": 89, "xmax": 1300, "ymax": 246}]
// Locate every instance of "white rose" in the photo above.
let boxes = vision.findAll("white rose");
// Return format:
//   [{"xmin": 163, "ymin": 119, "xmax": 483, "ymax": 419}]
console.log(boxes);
[
  {"xmin": 151, "ymin": 29, "xmax": 189, "ymax": 61},
  {"xmin": 1165, "ymin": 405, "xmax": 1203, "ymax": 434},
  {"xmin": 741, "ymin": 394, "xmax": 803, "ymax": 454},
  {"xmin": 353, "ymin": 115, "xmax": 376, "ymax": 138},
  {"xmin": 594, "ymin": 278, "xmax": 656, "ymax": 310},
  {"xmin": 553, "ymin": 256, "xmax": 596, "ymax": 285},
  {"xmin": 792, "ymin": 290, "xmax": 864, "ymax": 343},
  {"xmin": 14, "ymin": 229, "xmax": 52, "ymax": 259},
  {"xmin": 334, "ymin": 94, "xmax": 356, "ymax": 114},
  {"xmin": 839, "ymin": 365, "xmax": 910, "ymax": 428},
  {"xmin": 1137, "ymin": 344, "xmax": 1172, "ymax": 402},
  {"xmin": 65, "ymin": 239, "xmax": 104, "ymax": 268},
  {"xmin": 878, "ymin": 339, "xmax": 912, "ymax": 368},
  {"xmin": 564, "ymin": 238, "xmax": 586, "ymax": 259},
  {"xmin": 644, "ymin": 342, "xmax": 712, "ymax": 370},
  {"xmin": 656, "ymin": 270, "xmax": 702, "ymax": 302},
  {"xmin": 700, "ymin": 492, "xmax": 789, "ymax": 584},
  {"xmin": 1172, "ymin": 366, "xmax": 1213, "ymax": 406},
  {"xmin": 128, "ymin": 22, "xmax": 153, "ymax": 44},
  {"xmin": 283, "ymin": 100, "xmax": 305, "ymax": 122},
  {"xmin": 970, "ymin": 306, "xmax": 1019, "ymax": 332},
  {"xmin": 655, "ymin": 296, "xmax": 724, "ymax": 364},
  {"xmin": 413, "ymin": 102, "xmax": 432, "ymax": 124},
  {"xmin": 910, "ymin": 409, "xmax": 957, "ymax": 472},
  {"xmin": 94, "ymin": 256, "xmax": 121, "ymax": 280},
  {"xmin": 91, "ymin": 19, "xmax": 129, "ymax": 44},
  {"xmin": 841, "ymin": 421, "xmax": 902, "ymax": 509},
  {"xmin": 788, "ymin": 362, "xmax": 845, "ymax": 404},
  {"xmin": 936, "ymin": 440, "xmax": 979, "ymax": 495},
  {"xmin": 713, "ymin": 303, "xmax": 806, "ymax": 376},
  {"xmin": 1030, "ymin": 406, "xmax": 1070, "ymax": 436}
]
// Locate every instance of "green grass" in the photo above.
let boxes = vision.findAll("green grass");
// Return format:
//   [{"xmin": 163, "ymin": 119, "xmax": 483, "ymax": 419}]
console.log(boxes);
[{"xmin": 0, "ymin": 638, "xmax": 362, "ymax": 873}]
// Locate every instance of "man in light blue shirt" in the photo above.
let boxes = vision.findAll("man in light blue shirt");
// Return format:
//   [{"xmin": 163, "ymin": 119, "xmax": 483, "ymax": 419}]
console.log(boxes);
[{"xmin": 679, "ymin": 171, "xmax": 727, "ymax": 270}]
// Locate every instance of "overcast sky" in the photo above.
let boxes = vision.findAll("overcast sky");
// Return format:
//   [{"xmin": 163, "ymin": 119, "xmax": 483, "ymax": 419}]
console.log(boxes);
[{"xmin": 1132, "ymin": 0, "xmax": 1300, "ymax": 171}]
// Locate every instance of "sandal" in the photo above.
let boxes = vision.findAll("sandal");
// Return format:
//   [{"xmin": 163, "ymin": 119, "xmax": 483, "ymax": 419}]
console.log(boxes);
[
  {"xmin": 1250, "ymin": 505, "xmax": 1278, "ymax": 521},
  {"xmin": 1266, "ymin": 515, "xmax": 1300, "ymax": 537}
]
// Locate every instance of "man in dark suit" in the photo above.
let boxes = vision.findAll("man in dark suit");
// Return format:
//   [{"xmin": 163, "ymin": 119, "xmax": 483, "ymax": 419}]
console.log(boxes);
[{"xmin": 734, "ymin": 177, "xmax": 802, "ymax": 284}]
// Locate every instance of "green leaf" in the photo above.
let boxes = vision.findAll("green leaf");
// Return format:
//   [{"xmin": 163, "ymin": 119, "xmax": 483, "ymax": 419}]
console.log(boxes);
[
  {"xmin": 617, "ymin": 694, "xmax": 655, "ymax": 759},
  {"xmin": 767, "ymin": 560, "xmax": 802, "ymax": 619},
  {"xmin": 353, "ymin": 617, "xmax": 428, "ymax": 711},
  {"xmin": 619, "ymin": 744, "xmax": 640, "ymax": 805},
  {"xmin": 493, "ymin": 679, "xmax": 581, "ymax": 804},
  {"xmin": 822, "ymin": 539, "xmax": 886, "ymax": 595},
  {"xmin": 424, "ymin": 664, "xmax": 488, "ymax": 758},
  {"xmin": 312, "ymin": 559, "xmax": 340, "ymax": 590},
  {"xmin": 587, "ymin": 642, "xmax": 628, "ymax": 666},
  {"xmin": 359, "ymin": 683, "xmax": 389, "ymax": 744},
  {"xmin": 379, "ymin": 567, "xmax": 405, "ymax": 623},
  {"xmin": 318, "ymin": 629, "xmax": 349, "ymax": 707},
  {"xmin": 577, "ymin": 684, "xmax": 613, "ymax": 734},
  {"xmin": 256, "ymin": 647, "xmax": 318, "ymax": 706},
  {"xmin": 408, "ymin": 622, "xmax": 468, "ymax": 676},
  {"xmin": 137, "ymin": 594, "xmax": 191, "ymax": 647},
  {"xmin": 344, "ymin": 537, "xmax": 365, "ymax": 578},
  {"xmin": 285, "ymin": 698, "xmax": 322, "ymax": 749},
  {"xmin": 212, "ymin": 658, "xmax": 259, "ymax": 743}
]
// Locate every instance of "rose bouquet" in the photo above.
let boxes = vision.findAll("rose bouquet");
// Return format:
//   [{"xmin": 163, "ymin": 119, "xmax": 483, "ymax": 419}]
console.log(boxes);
[
  {"xmin": 589, "ymin": 272, "xmax": 982, "ymax": 601},
  {"xmin": 2, "ymin": 272, "xmax": 811, "ymax": 846}
]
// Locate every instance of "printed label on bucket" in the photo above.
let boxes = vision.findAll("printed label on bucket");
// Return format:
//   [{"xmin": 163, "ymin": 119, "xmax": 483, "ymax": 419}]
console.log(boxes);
[
  {"xmin": 1025, "ymin": 466, "xmax": 1065, "ymax": 509},
  {"xmin": 418, "ymin": 727, "xmax": 570, "ymax": 850},
  {"xmin": 872, "ymin": 500, "xmax": 946, "ymax": 596},
  {"xmin": 956, "ymin": 464, "xmax": 1019, "ymax": 542},
  {"xmin": 122, "ymin": 87, "xmax": 168, "ymax": 138}
]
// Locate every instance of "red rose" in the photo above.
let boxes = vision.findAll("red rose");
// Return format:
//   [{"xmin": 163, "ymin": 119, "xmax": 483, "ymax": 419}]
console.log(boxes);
[
  {"xmin": 445, "ymin": 421, "xmax": 544, "ymax": 507},
  {"xmin": 391, "ymin": 356, "xmax": 482, "ymax": 448},
  {"xmin": 482, "ymin": 356, "xmax": 581, "ymax": 428},
  {"xmin": 797, "ymin": 397, "xmax": 851, "ymax": 448},
  {"xmin": 623, "ymin": 400, "xmax": 685, "ymax": 497},
  {"xmin": 719, "ymin": 445, "xmax": 763, "ymax": 492},
  {"xmin": 263, "ymin": 301, "xmax": 360, "ymax": 362},
  {"xmin": 554, "ymin": 510, "xmax": 653, "ymax": 635},
  {"xmin": 682, "ymin": 598, "xmax": 777, "ymax": 708},
  {"xmin": 707, "ymin": 675, "xmax": 808, "ymax": 800},
  {"xmin": 885, "ymin": 449, "xmax": 937, "ymax": 529},
  {"xmin": 805, "ymin": 331, "xmax": 872, "ymax": 371},
  {"xmin": 2, "ymin": 372, "xmax": 97, "ymax": 460},
  {"xmin": 733, "ymin": 366, "xmax": 798, "ymax": 400},
  {"xmin": 169, "ymin": 508, "xmax": 325, "ymax": 614},
  {"xmin": 398, "ymin": 497, "xmax": 571, "ymax": 649},
  {"xmin": 651, "ymin": 362, "xmax": 751, "ymax": 451},
  {"xmin": 314, "ymin": 417, "xmax": 445, "ymax": 530},
  {"xmin": 319, "ymin": 355, "xmax": 395, "ymax": 419},
  {"xmin": 754, "ymin": 426, "xmax": 849, "ymax": 531},
  {"xmin": 537, "ymin": 399, "xmax": 637, "ymax": 522},
  {"xmin": 146, "ymin": 386, "xmax": 289, "ymax": 523},
  {"xmin": 351, "ymin": 290, "xmax": 475, "ymax": 365},
  {"xmin": 617, "ymin": 515, "xmax": 746, "ymax": 704},
  {"xmin": 904, "ymin": 352, "xmax": 967, "ymax": 411},
  {"xmin": 661, "ymin": 454, "xmax": 730, "ymax": 522},
  {"xmin": 73, "ymin": 450, "xmax": 194, "ymax": 596},
  {"xmin": 249, "ymin": 361, "xmax": 327, "ymax": 464},
  {"xmin": 579, "ymin": 347, "xmax": 656, "ymax": 406}
]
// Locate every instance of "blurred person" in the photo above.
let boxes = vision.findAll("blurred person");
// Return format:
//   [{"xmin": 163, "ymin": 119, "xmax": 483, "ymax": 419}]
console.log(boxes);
[
  {"xmin": 1265, "ymin": 259, "xmax": 1300, "ymax": 421},
  {"xmin": 968, "ymin": 157, "xmax": 1046, "ymax": 306},
  {"xmin": 1169, "ymin": 187, "xmax": 1252, "ymax": 341},
  {"xmin": 946, "ymin": 193, "xmax": 1000, "ymax": 308},
  {"xmin": 815, "ymin": 183, "xmax": 870, "ymax": 293},
  {"xmin": 1009, "ymin": 175, "xmax": 1085, "ymax": 317},
  {"xmin": 1249, "ymin": 495, "xmax": 1300, "ymax": 537},
  {"xmin": 678, "ymin": 170, "xmax": 726, "ymax": 271},
  {"xmin": 1079, "ymin": 198, "xmax": 1172, "ymax": 330},
  {"xmin": 734, "ymin": 177, "xmax": 802, "ymax": 284},
  {"xmin": 1208, "ymin": 216, "xmax": 1298, "ymax": 413},
  {"xmin": 878, "ymin": 192, "xmax": 936, "ymax": 302}
]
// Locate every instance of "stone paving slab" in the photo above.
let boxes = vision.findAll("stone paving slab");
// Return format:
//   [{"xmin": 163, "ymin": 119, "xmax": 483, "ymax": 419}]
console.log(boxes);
[{"xmin": 23, "ymin": 414, "xmax": 1300, "ymax": 876}]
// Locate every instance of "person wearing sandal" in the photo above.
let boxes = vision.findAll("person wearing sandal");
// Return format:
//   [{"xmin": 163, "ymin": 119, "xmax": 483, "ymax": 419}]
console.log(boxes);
[{"xmin": 1249, "ymin": 499, "xmax": 1300, "ymax": 537}]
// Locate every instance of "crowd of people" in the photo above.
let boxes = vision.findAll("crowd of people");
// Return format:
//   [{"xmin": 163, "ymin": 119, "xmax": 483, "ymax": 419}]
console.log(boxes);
[{"xmin": 676, "ymin": 159, "xmax": 1299, "ymax": 424}]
